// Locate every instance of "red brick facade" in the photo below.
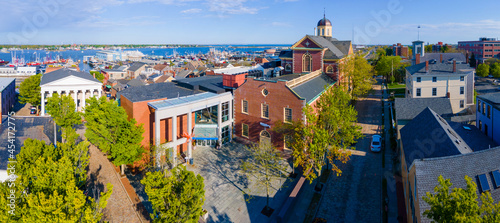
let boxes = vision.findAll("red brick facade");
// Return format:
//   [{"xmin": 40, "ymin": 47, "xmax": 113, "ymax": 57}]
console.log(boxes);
[
  {"xmin": 233, "ymin": 78, "xmax": 305, "ymax": 150},
  {"xmin": 121, "ymin": 96, "xmax": 194, "ymax": 154},
  {"xmin": 292, "ymin": 49, "xmax": 324, "ymax": 74}
]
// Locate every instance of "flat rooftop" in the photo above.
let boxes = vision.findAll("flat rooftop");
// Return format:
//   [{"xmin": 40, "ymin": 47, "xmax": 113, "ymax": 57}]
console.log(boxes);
[{"xmin": 148, "ymin": 92, "xmax": 219, "ymax": 111}]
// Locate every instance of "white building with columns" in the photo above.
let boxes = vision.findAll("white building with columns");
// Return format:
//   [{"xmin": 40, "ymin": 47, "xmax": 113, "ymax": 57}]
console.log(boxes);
[{"xmin": 40, "ymin": 68, "xmax": 103, "ymax": 116}]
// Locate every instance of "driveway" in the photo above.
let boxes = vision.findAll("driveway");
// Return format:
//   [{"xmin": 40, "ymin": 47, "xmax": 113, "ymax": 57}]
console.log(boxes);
[{"xmin": 315, "ymin": 80, "xmax": 383, "ymax": 222}]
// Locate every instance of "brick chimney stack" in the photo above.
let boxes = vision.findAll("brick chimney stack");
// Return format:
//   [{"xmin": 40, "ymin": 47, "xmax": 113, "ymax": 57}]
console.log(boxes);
[
  {"xmin": 440, "ymin": 54, "xmax": 443, "ymax": 63},
  {"xmin": 453, "ymin": 60, "xmax": 457, "ymax": 73},
  {"xmin": 425, "ymin": 60, "xmax": 429, "ymax": 72},
  {"xmin": 416, "ymin": 53, "xmax": 421, "ymax": 64},
  {"xmin": 466, "ymin": 52, "xmax": 469, "ymax": 64}
]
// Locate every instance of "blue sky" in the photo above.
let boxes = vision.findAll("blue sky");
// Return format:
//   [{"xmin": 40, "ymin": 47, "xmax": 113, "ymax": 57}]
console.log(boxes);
[{"xmin": 1, "ymin": 0, "xmax": 500, "ymax": 45}]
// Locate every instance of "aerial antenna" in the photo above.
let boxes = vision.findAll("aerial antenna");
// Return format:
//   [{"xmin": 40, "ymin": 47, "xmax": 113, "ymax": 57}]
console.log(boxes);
[{"xmin": 418, "ymin": 25, "xmax": 421, "ymax": 40}]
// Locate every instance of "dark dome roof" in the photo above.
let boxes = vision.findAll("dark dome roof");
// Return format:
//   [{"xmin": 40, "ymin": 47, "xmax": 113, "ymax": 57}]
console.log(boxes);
[{"xmin": 317, "ymin": 18, "xmax": 331, "ymax": 26}]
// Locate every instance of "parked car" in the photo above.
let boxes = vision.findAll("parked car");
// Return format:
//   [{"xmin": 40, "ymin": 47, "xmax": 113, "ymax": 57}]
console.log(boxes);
[
  {"xmin": 30, "ymin": 106, "xmax": 37, "ymax": 115},
  {"xmin": 370, "ymin": 135, "xmax": 382, "ymax": 152}
]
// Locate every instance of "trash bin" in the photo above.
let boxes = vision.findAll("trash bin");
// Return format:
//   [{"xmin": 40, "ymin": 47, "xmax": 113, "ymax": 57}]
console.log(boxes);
[{"xmin": 189, "ymin": 158, "xmax": 194, "ymax": 165}]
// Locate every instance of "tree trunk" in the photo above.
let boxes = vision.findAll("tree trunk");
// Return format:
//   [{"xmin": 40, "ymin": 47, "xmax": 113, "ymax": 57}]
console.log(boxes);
[{"xmin": 121, "ymin": 164, "xmax": 125, "ymax": 176}]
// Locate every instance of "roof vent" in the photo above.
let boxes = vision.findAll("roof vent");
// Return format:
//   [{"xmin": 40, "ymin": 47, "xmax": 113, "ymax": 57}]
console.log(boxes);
[
  {"xmin": 463, "ymin": 126, "xmax": 472, "ymax": 131},
  {"xmin": 455, "ymin": 139, "xmax": 460, "ymax": 144}
]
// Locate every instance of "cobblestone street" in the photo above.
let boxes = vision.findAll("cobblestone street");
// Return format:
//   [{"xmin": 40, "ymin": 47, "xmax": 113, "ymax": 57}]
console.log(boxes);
[
  {"xmin": 315, "ymin": 79, "xmax": 383, "ymax": 222},
  {"xmin": 187, "ymin": 142, "xmax": 295, "ymax": 223}
]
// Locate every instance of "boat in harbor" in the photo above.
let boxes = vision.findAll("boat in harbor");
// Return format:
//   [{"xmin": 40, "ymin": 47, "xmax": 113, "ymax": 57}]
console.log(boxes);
[
  {"xmin": 0, "ymin": 48, "xmax": 9, "ymax": 53},
  {"xmin": 0, "ymin": 59, "xmax": 9, "ymax": 65}
]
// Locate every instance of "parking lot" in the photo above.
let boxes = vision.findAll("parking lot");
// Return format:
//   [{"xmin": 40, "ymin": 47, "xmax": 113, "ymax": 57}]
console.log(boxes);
[{"xmin": 476, "ymin": 77, "xmax": 500, "ymax": 95}]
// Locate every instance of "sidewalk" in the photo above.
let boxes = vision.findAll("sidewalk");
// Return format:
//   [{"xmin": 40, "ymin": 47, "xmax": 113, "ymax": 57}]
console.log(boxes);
[{"xmin": 382, "ymin": 84, "xmax": 399, "ymax": 223}]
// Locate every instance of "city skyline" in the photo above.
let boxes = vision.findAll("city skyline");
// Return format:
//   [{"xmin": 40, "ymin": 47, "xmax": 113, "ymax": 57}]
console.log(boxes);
[{"xmin": 2, "ymin": 0, "xmax": 500, "ymax": 45}]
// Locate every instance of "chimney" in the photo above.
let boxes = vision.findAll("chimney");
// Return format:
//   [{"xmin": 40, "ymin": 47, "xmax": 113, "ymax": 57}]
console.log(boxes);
[
  {"xmin": 447, "ymin": 92, "xmax": 450, "ymax": 98},
  {"xmin": 416, "ymin": 53, "xmax": 421, "ymax": 64},
  {"xmin": 93, "ymin": 73, "xmax": 96, "ymax": 79},
  {"xmin": 440, "ymin": 54, "xmax": 443, "ymax": 63},
  {"xmin": 466, "ymin": 52, "xmax": 469, "ymax": 64},
  {"xmin": 453, "ymin": 60, "xmax": 457, "ymax": 73},
  {"xmin": 425, "ymin": 60, "xmax": 429, "ymax": 72}
]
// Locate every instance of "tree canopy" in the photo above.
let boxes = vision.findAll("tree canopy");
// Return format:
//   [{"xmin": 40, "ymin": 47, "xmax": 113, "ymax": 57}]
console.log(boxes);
[
  {"xmin": 46, "ymin": 93, "xmax": 82, "ymax": 129},
  {"xmin": 476, "ymin": 64, "xmax": 490, "ymax": 77},
  {"xmin": 469, "ymin": 53, "xmax": 477, "ymax": 68},
  {"xmin": 280, "ymin": 86, "xmax": 362, "ymax": 182},
  {"xmin": 241, "ymin": 141, "xmax": 288, "ymax": 207},
  {"xmin": 19, "ymin": 73, "xmax": 42, "ymax": 107},
  {"xmin": 83, "ymin": 96, "xmax": 144, "ymax": 167},
  {"xmin": 340, "ymin": 53, "xmax": 374, "ymax": 99},
  {"xmin": 0, "ymin": 129, "xmax": 112, "ymax": 222},
  {"xmin": 375, "ymin": 55, "xmax": 403, "ymax": 80},
  {"xmin": 423, "ymin": 175, "xmax": 500, "ymax": 222},
  {"xmin": 141, "ymin": 166, "xmax": 205, "ymax": 223}
]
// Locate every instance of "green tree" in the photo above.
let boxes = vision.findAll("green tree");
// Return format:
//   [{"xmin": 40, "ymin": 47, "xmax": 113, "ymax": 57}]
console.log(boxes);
[
  {"xmin": 491, "ymin": 63, "xmax": 500, "ymax": 78},
  {"xmin": 241, "ymin": 141, "xmax": 288, "ymax": 208},
  {"xmin": 477, "ymin": 64, "xmax": 490, "ymax": 77},
  {"xmin": 385, "ymin": 48, "xmax": 393, "ymax": 56},
  {"xmin": 441, "ymin": 45, "xmax": 449, "ymax": 53},
  {"xmin": 19, "ymin": 73, "xmax": 42, "ymax": 107},
  {"xmin": 425, "ymin": 44, "xmax": 433, "ymax": 53},
  {"xmin": 423, "ymin": 175, "xmax": 500, "ymax": 222},
  {"xmin": 83, "ymin": 96, "xmax": 144, "ymax": 174},
  {"xmin": 90, "ymin": 71, "xmax": 105, "ymax": 82},
  {"xmin": 469, "ymin": 53, "xmax": 477, "ymax": 68},
  {"xmin": 341, "ymin": 53, "xmax": 375, "ymax": 100},
  {"xmin": 141, "ymin": 166, "xmax": 205, "ymax": 223},
  {"xmin": 375, "ymin": 55, "xmax": 402, "ymax": 81},
  {"xmin": 284, "ymin": 87, "xmax": 362, "ymax": 182},
  {"xmin": 0, "ymin": 134, "xmax": 112, "ymax": 222},
  {"xmin": 46, "ymin": 93, "xmax": 82, "ymax": 129}
]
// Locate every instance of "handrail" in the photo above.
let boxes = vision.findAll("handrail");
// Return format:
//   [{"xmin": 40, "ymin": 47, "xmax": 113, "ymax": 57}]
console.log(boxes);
[{"xmin": 286, "ymin": 69, "xmax": 322, "ymax": 88}]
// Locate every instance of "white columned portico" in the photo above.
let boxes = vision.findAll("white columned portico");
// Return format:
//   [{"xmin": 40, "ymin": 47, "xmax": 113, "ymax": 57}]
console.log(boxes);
[
  {"xmin": 187, "ymin": 111, "xmax": 192, "ymax": 159},
  {"xmin": 82, "ymin": 90, "xmax": 86, "ymax": 109},
  {"xmin": 73, "ymin": 90, "xmax": 78, "ymax": 112},
  {"xmin": 172, "ymin": 115, "xmax": 177, "ymax": 167},
  {"xmin": 98, "ymin": 89, "xmax": 102, "ymax": 98}
]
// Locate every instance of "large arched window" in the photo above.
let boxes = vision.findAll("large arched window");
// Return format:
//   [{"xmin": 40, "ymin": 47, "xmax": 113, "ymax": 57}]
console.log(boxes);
[
  {"xmin": 302, "ymin": 53, "xmax": 312, "ymax": 72},
  {"xmin": 326, "ymin": 65, "xmax": 334, "ymax": 73}
]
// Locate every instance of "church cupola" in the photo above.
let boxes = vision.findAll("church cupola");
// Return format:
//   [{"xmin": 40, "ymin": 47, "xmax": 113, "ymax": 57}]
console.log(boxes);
[{"xmin": 316, "ymin": 13, "xmax": 332, "ymax": 37}]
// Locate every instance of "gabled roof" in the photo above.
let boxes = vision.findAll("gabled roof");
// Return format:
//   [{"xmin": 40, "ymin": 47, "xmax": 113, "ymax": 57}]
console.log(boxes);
[
  {"xmin": 414, "ymin": 146, "xmax": 500, "ymax": 223},
  {"xmin": 406, "ymin": 62, "xmax": 473, "ymax": 75},
  {"xmin": 174, "ymin": 76, "xmax": 225, "ymax": 94},
  {"xmin": 400, "ymin": 107, "xmax": 473, "ymax": 168},
  {"xmin": 290, "ymin": 74, "xmax": 335, "ymax": 104},
  {"xmin": 127, "ymin": 78, "xmax": 145, "ymax": 87},
  {"xmin": 176, "ymin": 70, "xmax": 193, "ymax": 79},
  {"xmin": 306, "ymin": 35, "xmax": 350, "ymax": 59},
  {"xmin": 0, "ymin": 78, "xmax": 15, "ymax": 92},
  {"xmin": 153, "ymin": 64, "xmax": 168, "ymax": 71},
  {"xmin": 128, "ymin": 62, "xmax": 147, "ymax": 72},
  {"xmin": 395, "ymin": 98, "xmax": 453, "ymax": 121},
  {"xmin": 40, "ymin": 68, "xmax": 101, "ymax": 85}
]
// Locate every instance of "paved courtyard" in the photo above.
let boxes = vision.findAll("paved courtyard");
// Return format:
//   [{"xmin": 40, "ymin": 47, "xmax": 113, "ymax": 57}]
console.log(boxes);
[
  {"xmin": 186, "ymin": 142, "xmax": 295, "ymax": 223},
  {"xmin": 315, "ymin": 80, "xmax": 383, "ymax": 222}
]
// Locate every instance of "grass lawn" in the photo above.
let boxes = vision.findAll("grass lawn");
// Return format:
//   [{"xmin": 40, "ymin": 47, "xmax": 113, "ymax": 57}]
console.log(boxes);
[
  {"xmin": 388, "ymin": 88, "xmax": 405, "ymax": 95},
  {"xmin": 388, "ymin": 83, "xmax": 405, "ymax": 89}
]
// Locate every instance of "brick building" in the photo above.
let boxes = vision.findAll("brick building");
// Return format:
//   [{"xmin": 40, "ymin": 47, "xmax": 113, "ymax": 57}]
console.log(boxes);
[
  {"xmin": 392, "ymin": 43, "xmax": 409, "ymax": 58},
  {"xmin": 118, "ymin": 76, "xmax": 232, "ymax": 166},
  {"xmin": 234, "ymin": 70, "xmax": 335, "ymax": 150},
  {"xmin": 458, "ymin": 37, "xmax": 500, "ymax": 63},
  {"xmin": 279, "ymin": 15, "xmax": 352, "ymax": 82}
]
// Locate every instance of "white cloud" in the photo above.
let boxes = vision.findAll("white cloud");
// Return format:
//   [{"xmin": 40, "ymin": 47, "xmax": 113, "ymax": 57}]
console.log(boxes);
[
  {"xmin": 181, "ymin": 8, "xmax": 202, "ymax": 13},
  {"xmin": 271, "ymin": 22, "xmax": 291, "ymax": 27},
  {"xmin": 205, "ymin": 0, "xmax": 261, "ymax": 16}
]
